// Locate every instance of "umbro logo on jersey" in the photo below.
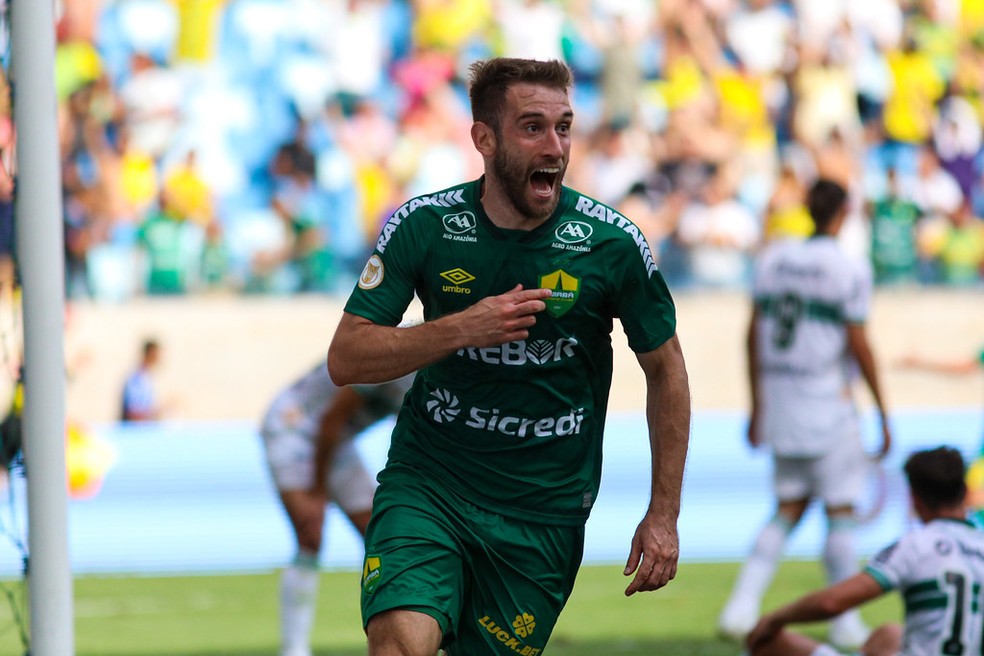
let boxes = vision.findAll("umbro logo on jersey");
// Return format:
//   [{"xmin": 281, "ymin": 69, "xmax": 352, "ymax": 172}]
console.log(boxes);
[
  {"xmin": 440, "ymin": 268, "xmax": 475, "ymax": 285},
  {"xmin": 443, "ymin": 212, "xmax": 477, "ymax": 234},
  {"xmin": 440, "ymin": 268, "xmax": 476, "ymax": 295},
  {"xmin": 555, "ymin": 221, "xmax": 592, "ymax": 244}
]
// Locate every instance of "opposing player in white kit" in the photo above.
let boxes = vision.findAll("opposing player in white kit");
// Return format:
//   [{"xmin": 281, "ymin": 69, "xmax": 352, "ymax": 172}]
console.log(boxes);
[
  {"xmin": 260, "ymin": 363, "xmax": 414, "ymax": 656},
  {"xmin": 747, "ymin": 445, "xmax": 984, "ymax": 656},
  {"xmin": 719, "ymin": 179, "xmax": 893, "ymax": 648}
]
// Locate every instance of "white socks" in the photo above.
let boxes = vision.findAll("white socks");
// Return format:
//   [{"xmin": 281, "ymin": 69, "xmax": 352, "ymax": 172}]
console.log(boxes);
[
  {"xmin": 280, "ymin": 551, "xmax": 319, "ymax": 656},
  {"xmin": 719, "ymin": 516, "xmax": 792, "ymax": 639},
  {"xmin": 822, "ymin": 516, "xmax": 859, "ymax": 584},
  {"xmin": 730, "ymin": 515, "xmax": 792, "ymax": 607},
  {"xmin": 824, "ymin": 517, "xmax": 869, "ymax": 648}
]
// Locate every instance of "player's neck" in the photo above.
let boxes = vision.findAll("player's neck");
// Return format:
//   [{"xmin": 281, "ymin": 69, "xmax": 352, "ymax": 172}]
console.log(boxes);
[
  {"xmin": 479, "ymin": 177, "xmax": 550, "ymax": 232},
  {"xmin": 923, "ymin": 506, "xmax": 969, "ymax": 523}
]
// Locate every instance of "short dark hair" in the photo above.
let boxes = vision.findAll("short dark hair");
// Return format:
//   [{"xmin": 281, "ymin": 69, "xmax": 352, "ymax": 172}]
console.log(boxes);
[
  {"xmin": 142, "ymin": 339, "xmax": 160, "ymax": 358},
  {"xmin": 467, "ymin": 58, "xmax": 573, "ymax": 133},
  {"xmin": 806, "ymin": 179, "xmax": 847, "ymax": 233},
  {"xmin": 904, "ymin": 446, "xmax": 967, "ymax": 510}
]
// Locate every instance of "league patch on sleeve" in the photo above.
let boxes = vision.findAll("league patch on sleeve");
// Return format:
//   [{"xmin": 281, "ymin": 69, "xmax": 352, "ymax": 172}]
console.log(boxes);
[{"xmin": 358, "ymin": 255, "xmax": 384, "ymax": 290}]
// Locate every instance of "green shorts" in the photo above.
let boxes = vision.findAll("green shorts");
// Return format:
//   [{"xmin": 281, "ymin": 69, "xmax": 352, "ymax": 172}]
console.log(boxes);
[{"xmin": 360, "ymin": 464, "xmax": 585, "ymax": 655}]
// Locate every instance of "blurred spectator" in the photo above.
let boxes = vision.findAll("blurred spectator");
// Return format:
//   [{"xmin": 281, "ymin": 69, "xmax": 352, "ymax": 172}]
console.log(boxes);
[
  {"xmin": 324, "ymin": 0, "xmax": 392, "ymax": 113},
  {"xmin": 137, "ymin": 192, "xmax": 201, "ymax": 296},
  {"xmin": 724, "ymin": 0, "xmax": 795, "ymax": 78},
  {"xmin": 674, "ymin": 170, "xmax": 761, "ymax": 288},
  {"xmin": 160, "ymin": 148, "xmax": 225, "ymax": 291},
  {"xmin": 121, "ymin": 338, "xmax": 163, "ymax": 422},
  {"xmin": 917, "ymin": 200, "xmax": 984, "ymax": 285},
  {"xmin": 868, "ymin": 167, "xmax": 922, "ymax": 285},
  {"xmin": 162, "ymin": 150, "xmax": 214, "ymax": 228},
  {"xmin": 763, "ymin": 161, "xmax": 811, "ymax": 241},
  {"xmin": 390, "ymin": 79, "xmax": 479, "ymax": 199},
  {"xmin": 117, "ymin": 52, "xmax": 184, "ymax": 160},
  {"xmin": 791, "ymin": 42, "xmax": 862, "ymax": 150},
  {"xmin": 494, "ymin": 0, "xmax": 566, "ymax": 61},
  {"xmin": 173, "ymin": 0, "xmax": 226, "ymax": 65},
  {"xmin": 412, "ymin": 0, "xmax": 492, "ymax": 59},
  {"xmin": 577, "ymin": 119, "xmax": 652, "ymax": 206},
  {"xmin": 881, "ymin": 33, "xmax": 946, "ymax": 174},
  {"xmin": 594, "ymin": 6, "xmax": 652, "ymax": 127},
  {"xmin": 336, "ymin": 98, "xmax": 399, "ymax": 242},
  {"xmin": 60, "ymin": 82, "xmax": 106, "ymax": 299},
  {"xmin": 251, "ymin": 140, "xmax": 333, "ymax": 293},
  {"xmin": 96, "ymin": 121, "xmax": 159, "ymax": 228},
  {"xmin": 198, "ymin": 218, "xmax": 230, "ymax": 291},
  {"xmin": 908, "ymin": 0, "xmax": 960, "ymax": 81},
  {"xmin": 932, "ymin": 92, "xmax": 983, "ymax": 201},
  {"xmin": 906, "ymin": 144, "xmax": 964, "ymax": 220},
  {"xmin": 792, "ymin": 0, "xmax": 847, "ymax": 53}
]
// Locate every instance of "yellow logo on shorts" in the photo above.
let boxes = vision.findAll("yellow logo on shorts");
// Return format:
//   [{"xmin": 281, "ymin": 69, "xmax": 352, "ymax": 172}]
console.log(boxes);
[
  {"xmin": 477, "ymin": 613, "xmax": 540, "ymax": 654},
  {"xmin": 512, "ymin": 613, "xmax": 536, "ymax": 638},
  {"xmin": 362, "ymin": 555, "xmax": 381, "ymax": 594}
]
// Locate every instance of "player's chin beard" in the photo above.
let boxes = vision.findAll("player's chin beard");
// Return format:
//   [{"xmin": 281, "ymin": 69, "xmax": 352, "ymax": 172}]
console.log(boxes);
[{"xmin": 493, "ymin": 148, "xmax": 562, "ymax": 223}]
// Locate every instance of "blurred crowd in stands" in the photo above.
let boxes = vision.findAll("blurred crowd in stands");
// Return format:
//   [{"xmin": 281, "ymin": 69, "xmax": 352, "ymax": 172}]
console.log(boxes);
[{"xmin": 5, "ymin": 0, "xmax": 984, "ymax": 299}]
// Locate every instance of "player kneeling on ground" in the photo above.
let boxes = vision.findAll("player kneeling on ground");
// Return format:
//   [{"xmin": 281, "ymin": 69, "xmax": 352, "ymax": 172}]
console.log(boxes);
[{"xmin": 746, "ymin": 446, "xmax": 984, "ymax": 656}]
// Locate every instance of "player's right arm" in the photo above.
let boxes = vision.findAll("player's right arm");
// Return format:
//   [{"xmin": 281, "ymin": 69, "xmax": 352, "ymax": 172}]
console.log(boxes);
[
  {"xmin": 310, "ymin": 385, "xmax": 366, "ymax": 498},
  {"xmin": 745, "ymin": 303, "xmax": 763, "ymax": 448},
  {"xmin": 328, "ymin": 285, "xmax": 552, "ymax": 385},
  {"xmin": 897, "ymin": 352, "xmax": 982, "ymax": 376},
  {"xmin": 746, "ymin": 572, "xmax": 884, "ymax": 650},
  {"xmin": 847, "ymin": 322, "xmax": 892, "ymax": 459}
]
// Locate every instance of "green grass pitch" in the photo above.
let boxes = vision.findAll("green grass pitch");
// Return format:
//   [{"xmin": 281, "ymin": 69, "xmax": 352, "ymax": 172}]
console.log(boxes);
[{"xmin": 0, "ymin": 561, "xmax": 901, "ymax": 655}]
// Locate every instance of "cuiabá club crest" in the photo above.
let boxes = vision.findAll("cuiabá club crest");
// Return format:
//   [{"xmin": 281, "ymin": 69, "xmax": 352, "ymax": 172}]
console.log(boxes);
[{"xmin": 538, "ymin": 270, "xmax": 579, "ymax": 317}]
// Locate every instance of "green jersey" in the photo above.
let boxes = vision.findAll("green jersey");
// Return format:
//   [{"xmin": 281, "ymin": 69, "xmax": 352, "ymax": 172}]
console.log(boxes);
[
  {"xmin": 139, "ymin": 212, "xmax": 187, "ymax": 294},
  {"xmin": 344, "ymin": 179, "xmax": 677, "ymax": 525}
]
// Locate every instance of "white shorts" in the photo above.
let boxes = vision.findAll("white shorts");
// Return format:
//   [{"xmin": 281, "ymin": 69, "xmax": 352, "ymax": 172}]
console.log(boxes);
[
  {"xmin": 772, "ymin": 438, "xmax": 866, "ymax": 508},
  {"xmin": 261, "ymin": 427, "xmax": 377, "ymax": 515}
]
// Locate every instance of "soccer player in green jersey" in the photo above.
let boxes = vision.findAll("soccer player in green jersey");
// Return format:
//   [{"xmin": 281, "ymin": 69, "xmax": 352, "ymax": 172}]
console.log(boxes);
[{"xmin": 328, "ymin": 57, "xmax": 692, "ymax": 656}]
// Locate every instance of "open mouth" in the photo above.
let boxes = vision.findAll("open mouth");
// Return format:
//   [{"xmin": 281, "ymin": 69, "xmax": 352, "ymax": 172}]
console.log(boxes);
[{"xmin": 530, "ymin": 167, "xmax": 560, "ymax": 198}]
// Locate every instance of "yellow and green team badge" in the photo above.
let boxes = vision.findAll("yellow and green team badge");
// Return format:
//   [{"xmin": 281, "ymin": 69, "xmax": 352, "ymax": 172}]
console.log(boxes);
[
  {"xmin": 539, "ymin": 270, "xmax": 579, "ymax": 317},
  {"xmin": 362, "ymin": 555, "xmax": 381, "ymax": 594}
]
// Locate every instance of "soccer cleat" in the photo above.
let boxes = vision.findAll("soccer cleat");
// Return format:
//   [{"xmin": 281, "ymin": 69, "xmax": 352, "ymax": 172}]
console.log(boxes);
[
  {"xmin": 829, "ymin": 612, "xmax": 870, "ymax": 651},
  {"xmin": 717, "ymin": 598, "xmax": 758, "ymax": 642}
]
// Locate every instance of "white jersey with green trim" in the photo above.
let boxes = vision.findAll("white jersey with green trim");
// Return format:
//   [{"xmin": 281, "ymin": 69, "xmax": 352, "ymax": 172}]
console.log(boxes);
[
  {"xmin": 260, "ymin": 363, "xmax": 413, "ymax": 442},
  {"xmin": 343, "ymin": 179, "xmax": 678, "ymax": 525},
  {"xmin": 865, "ymin": 518, "xmax": 984, "ymax": 656},
  {"xmin": 751, "ymin": 236, "xmax": 873, "ymax": 456}
]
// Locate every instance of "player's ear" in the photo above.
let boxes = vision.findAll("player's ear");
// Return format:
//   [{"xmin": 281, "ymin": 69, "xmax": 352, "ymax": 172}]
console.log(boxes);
[{"xmin": 471, "ymin": 121, "xmax": 496, "ymax": 156}]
